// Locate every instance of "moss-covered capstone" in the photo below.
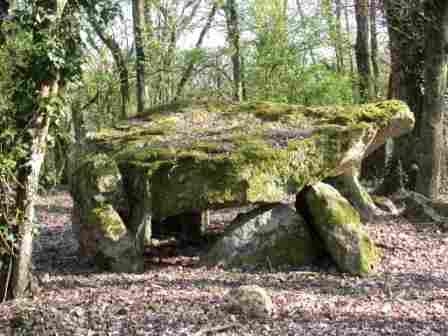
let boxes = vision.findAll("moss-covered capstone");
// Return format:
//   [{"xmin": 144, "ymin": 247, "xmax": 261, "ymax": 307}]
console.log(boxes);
[
  {"xmin": 304, "ymin": 182, "xmax": 380, "ymax": 276},
  {"xmin": 205, "ymin": 204, "xmax": 324, "ymax": 268},
  {"xmin": 85, "ymin": 100, "xmax": 413, "ymax": 217},
  {"xmin": 70, "ymin": 99, "xmax": 413, "ymax": 272}
]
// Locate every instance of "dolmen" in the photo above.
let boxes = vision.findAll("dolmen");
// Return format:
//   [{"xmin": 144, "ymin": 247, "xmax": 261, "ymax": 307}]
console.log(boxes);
[{"xmin": 70, "ymin": 100, "xmax": 414, "ymax": 275}]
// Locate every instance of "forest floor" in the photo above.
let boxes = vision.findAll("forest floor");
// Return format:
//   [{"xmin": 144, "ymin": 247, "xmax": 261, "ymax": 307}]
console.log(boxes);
[{"xmin": 1, "ymin": 190, "xmax": 448, "ymax": 335}]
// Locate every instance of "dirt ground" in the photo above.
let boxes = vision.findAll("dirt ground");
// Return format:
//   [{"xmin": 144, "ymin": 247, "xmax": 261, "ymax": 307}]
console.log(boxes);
[{"xmin": 0, "ymin": 190, "xmax": 447, "ymax": 336}]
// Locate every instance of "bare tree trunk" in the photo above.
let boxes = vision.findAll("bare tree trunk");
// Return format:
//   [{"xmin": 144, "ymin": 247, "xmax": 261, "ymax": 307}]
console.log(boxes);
[
  {"xmin": 175, "ymin": 3, "xmax": 217, "ymax": 100},
  {"xmin": 12, "ymin": 81, "xmax": 58, "ymax": 298},
  {"xmin": 132, "ymin": 0, "xmax": 147, "ymax": 114},
  {"xmin": 361, "ymin": 0, "xmax": 384, "ymax": 180},
  {"xmin": 344, "ymin": 0, "xmax": 356, "ymax": 97},
  {"xmin": 370, "ymin": 0, "xmax": 380, "ymax": 97},
  {"xmin": 322, "ymin": 0, "xmax": 344, "ymax": 72},
  {"xmin": 86, "ymin": 12, "xmax": 129, "ymax": 119},
  {"xmin": 335, "ymin": 0, "xmax": 345, "ymax": 73},
  {"xmin": 416, "ymin": 0, "xmax": 448, "ymax": 199},
  {"xmin": 225, "ymin": 0, "xmax": 243, "ymax": 102},
  {"xmin": 296, "ymin": 0, "xmax": 317, "ymax": 64},
  {"xmin": 354, "ymin": 0, "xmax": 373, "ymax": 102}
]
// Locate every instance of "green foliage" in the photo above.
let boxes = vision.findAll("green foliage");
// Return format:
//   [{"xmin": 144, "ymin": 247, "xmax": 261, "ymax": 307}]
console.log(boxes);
[
  {"xmin": 294, "ymin": 65, "xmax": 354, "ymax": 105},
  {"xmin": 238, "ymin": 0, "xmax": 354, "ymax": 106}
]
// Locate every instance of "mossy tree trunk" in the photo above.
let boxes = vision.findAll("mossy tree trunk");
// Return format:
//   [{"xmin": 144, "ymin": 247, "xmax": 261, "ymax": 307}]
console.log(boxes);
[
  {"xmin": 381, "ymin": 0, "xmax": 425, "ymax": 193},
  {"xmin": 416, "ymin": 0, "xmax": 448, "ymax": 199}
]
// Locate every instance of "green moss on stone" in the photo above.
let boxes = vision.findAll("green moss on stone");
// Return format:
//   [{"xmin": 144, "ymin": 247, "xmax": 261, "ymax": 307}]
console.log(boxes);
[
  {"xmin": 88, "ymin": 205, "xmax": 127, "ymax": 241},
  {"xmin": 305, "ymin": 182, "xmax": 380, "ymax": 276}
]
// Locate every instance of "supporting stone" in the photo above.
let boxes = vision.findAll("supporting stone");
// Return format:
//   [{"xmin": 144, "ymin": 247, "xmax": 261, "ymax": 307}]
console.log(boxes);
[
  {"xmin": 205, "ymin": 204, "xmax": 323, "ymax": 268},
  {"xmin": 327, "ymin": 167, "xmax": 387, "ymax": 221},
  {"xmin": 304, "ymin": 182, "xmax": 380, "ymax": 276},
  {"xmin": 70, "ymin": 154, "xmax": 144, "ymax": 272}
]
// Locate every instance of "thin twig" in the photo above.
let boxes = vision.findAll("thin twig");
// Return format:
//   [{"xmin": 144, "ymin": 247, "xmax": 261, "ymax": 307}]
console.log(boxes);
[
  {"xmin": 266, "ymin": 256, "xmax": 274, "ymax": 272},
  {"xmin": 193, "ymin": 323, "xmax": 240, "ymax": 336},
  {"xmin": 2, "ymin": 255, "xmax": 12, "ymax": 302},
  {"xmin": 376, "ymin": 243, "xmax": 407, "ymax": 251}
]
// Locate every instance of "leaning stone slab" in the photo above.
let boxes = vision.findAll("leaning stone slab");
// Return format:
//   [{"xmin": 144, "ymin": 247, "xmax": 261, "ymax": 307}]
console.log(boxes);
[
  {"xmin": 304, "ymin": 182, "xmax": 380, "ymax": 276},
  {"xmin": 205, "ymin": 204, "xmax": 323, "ymax": 268}
]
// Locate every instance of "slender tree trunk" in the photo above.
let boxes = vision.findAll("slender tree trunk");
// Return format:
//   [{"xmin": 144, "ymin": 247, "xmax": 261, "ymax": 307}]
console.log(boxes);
[
  {"xmin": 354, "ymin": 0, "xmax": 373, "ymax": 102},
  {"xmin": 225, "ymin": 0, "xmax": 243, "ymax": 102},
  {"xmin": 296, "ymin": 0, "xmax": 317, "ymax": 64},
  {"xmin": 241, "ymin": 54, "xmax": 248, "ymax": 100},
  {"xmin": 416, "ymin": 0, "xmax": 448, "ymax": 199},
  {"xmin": 175, "ymin": 3, "xmax": 217, "ymax": 100},
  {"xmin": 344, "ymin": 0, "xmax": 356, "ymax": 97},
  {"xmin": 370, "ymin": 0, "xmax": 380, "ymax": 97},
  {"xmin": 322, "ymin": 0, "xmax": 344, "ymax": 72},
  {"xmin": 0, "ymin": 0, "xmax": 9, "ymax": 44},
  {"xmin": 335, "ymin": 0, "xmax": 345, "ymax": 73},
  {"xmin": 86, "ymin": 14, "xmax": 129, "ymax": 119},
  {"xmin": 132, "ymin": 0, "xmax": 147, "ymax": 114},
  {"xmin": 12, "ymin": 81, "xmax": 58, "ymax": 298},
  {"xmin": 360, "ymin": 0, "xmax": 384, "ymax": 180}
]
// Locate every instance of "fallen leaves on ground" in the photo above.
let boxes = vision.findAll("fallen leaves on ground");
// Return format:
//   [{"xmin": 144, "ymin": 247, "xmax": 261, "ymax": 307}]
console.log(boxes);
[{"xmin": 0, "ymin": 190, "xmax": 447, "ymax": 335}]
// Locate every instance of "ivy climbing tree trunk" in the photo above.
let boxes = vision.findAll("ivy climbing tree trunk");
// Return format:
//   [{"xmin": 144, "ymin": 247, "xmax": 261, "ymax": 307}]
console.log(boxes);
[
  {"xmin": 11, "ymin": 0, "xmax": 62, "ymax": 299},
  {"xmin": 132, "ymin": 0, "xmax": 147, "ymax": 114},
  {"xmin": 6, "ymin": 0, "xmax": 81, "ymax": 299},
  {"xmin": 416, "ymin": 0, "xmax": 448, "ymax": 199},
  {"xmin": 355, "ymin": 0, "xmax": 373, "ymax": 102},
  {"xmin": 12, "ymin": 81, "xmax": 58, "ymax": 298}
]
